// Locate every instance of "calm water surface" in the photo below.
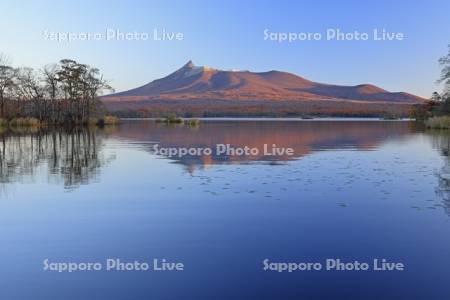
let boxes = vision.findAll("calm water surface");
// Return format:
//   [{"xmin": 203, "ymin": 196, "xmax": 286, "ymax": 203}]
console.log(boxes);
[{"xmin": 1, "ymin": 120, "xmax": 450, "ymax": 299}]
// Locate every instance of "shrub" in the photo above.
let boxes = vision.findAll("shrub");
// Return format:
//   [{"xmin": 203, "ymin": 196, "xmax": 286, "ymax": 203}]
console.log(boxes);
[
  {"xmin": 184, "ymin": 119, "xmax": 200, "ymax": 126},
  {"xmin": 104, "ymin": 115, "xmax": 120, "ymax": 125},
  {"xmin": 97, "ymin": 115, "xmax": 120, "ymax": 126},
  {"xmin": 88, "ymin": 117, "xmax": 99, "ymax": 126}
]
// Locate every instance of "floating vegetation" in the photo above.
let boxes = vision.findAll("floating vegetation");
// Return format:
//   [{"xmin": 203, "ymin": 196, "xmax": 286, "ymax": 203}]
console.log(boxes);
[
  {"xmin": 155, "ymin": 115, "xmax": 201, "ymax": 126},
  {"xmin": 156, "ymin": 114, "xmax": 184, "ymax": 124},
  {"xmin": 184, "ymin": 118, "xmax": 200, "ymax": 126}
]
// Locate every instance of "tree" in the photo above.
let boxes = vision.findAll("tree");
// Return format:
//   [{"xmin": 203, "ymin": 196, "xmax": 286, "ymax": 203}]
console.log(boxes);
[
  {"xmin": 56, "ymin": 59, "xmax": 86, "ymax": 122},
  {"xmin": 0, "ymin": 55, "xmax": 16, "ymax": 118},
  {"xmin": 0, "ymin": 56, "xmax": 112, "ymax": 124},
  {"xmin": 56, "ymin": 59, "xmax": 112, "ymax": 123},
  {"xmin": 43, "ymin": 64, "xmax": 61, "ymax": 123},
  {"xmin": 82, "ymin": 67, "xmax": 113, "ymax": 120},
  {"xmin": 439, "ymin": 44, "xmax": 450, "ymax": 95},
  {"xmin": 15, "ymin": 67, "xmax": 45, "ymax": 119},
  {"xmin": 431, "ymin": 91, "xmax": 442, "ymax": 102},
  {"xmin": 436, "ymin": 45, "xmax": 450, "ymax": 115},
  {"xmin": 420, "ymin": 44, "xmax": 450, "ymax": 119}
]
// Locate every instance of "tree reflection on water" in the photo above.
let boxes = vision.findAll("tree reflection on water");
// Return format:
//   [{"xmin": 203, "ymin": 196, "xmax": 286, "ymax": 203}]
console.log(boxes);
[
  {"xmin": 432, "ymin": 131, "xmax": 450, "ymax": 215},
  {"xmin": 0, "ymin": 127, "xmax": 115, "ymax": 191}
]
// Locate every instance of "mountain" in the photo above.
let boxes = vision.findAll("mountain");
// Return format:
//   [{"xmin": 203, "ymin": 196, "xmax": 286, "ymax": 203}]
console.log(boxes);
[
  {"xmin": 103, "ymin": 60, "xmax": 424, "ymax": 103},
  {"xmin": 101, "ymin": 61, "xmax": 425, "ymax": 117}
]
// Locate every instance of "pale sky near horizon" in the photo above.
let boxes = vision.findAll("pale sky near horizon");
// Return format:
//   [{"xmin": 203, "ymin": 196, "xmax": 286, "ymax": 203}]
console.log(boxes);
[{"xmin": 1, "ymin": 0, "xmax": 449, "ymax": 97}]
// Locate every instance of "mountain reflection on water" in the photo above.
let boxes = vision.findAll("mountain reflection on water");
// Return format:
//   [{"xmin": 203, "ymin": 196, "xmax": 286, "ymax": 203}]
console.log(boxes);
[
  {"xmin": 0, "ymin": 120, "xmax": 448, "ymax": 200},
  {"xmin": 112, "ymin": 120, "xmax": 422, "ymax": 172},
  {"xmin": 3, "ymin": 120, "xmax": 450, "ymax": 300}
]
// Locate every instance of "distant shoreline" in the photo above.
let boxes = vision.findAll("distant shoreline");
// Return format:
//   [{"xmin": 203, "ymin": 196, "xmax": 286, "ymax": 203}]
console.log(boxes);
[
  {"xmin": 120, "ymin": 117, "xmax": 414, "ymax": 122},
  {"xmin": 103, "ymin": 98, "xmax": 416, "ymax": 119}
]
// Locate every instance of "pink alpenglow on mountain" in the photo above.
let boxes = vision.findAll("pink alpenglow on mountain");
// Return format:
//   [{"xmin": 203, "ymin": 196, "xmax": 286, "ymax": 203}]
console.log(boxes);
[
  {"xmin": 103, "ymin": 61, "xmax": 423, "ymax": 103},
  {"xmin": 101, "ymin": 61, "xmax": 424, "ymax": 116}
]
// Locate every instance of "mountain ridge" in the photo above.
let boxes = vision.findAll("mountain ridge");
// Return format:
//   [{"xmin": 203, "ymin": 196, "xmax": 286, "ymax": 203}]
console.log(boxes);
[{"xmin": 103, "ymin": 60, "xmax": 424, "ymax": 104}]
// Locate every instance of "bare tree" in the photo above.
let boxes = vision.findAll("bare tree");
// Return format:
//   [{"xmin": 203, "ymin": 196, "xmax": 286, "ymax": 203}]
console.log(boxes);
[
  {"xmin": 439, "ymin": 44, "xmax": 450, "ymax": 95},
  {"xmin": 56, "ymin": 59, "xmax": 112, "ymax": 123},
  {"xmin": 42, "ymin": 64, "xmax": 61, "ymax": 123},
  {"xmin": 15, "ymin": 67, "xmax": 45, "ymax": 120},
  {"xmin": 82, "ymin": 67, "xmax": 113, "ymax": 120},
  {"xmin": 0, "ymin": 56, "xmax": 113, "ymax": 124},
  {"xmin": 0, "ymin": 55, "xmax": 16, "ymax": 118}
]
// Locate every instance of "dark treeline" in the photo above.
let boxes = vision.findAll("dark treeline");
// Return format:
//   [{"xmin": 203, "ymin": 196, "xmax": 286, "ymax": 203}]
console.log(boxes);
[
  {"xmin": 110, "ymin": 101, "xmax": 411, "ymax": 119},
  {"xmin": 0, "ymin": 55, "xmax": 113, "ymax": 125}
]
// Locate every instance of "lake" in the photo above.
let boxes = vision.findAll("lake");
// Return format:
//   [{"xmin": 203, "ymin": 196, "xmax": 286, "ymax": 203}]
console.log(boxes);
[{"xmin": 0, "ymin": 119, "xmax": 450, "ymax": 299}]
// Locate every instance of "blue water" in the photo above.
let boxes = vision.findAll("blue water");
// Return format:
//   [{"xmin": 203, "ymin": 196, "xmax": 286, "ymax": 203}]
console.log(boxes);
[{"xmin": 0, "ymin": 120, "xmax": 449, "ymax": 299}]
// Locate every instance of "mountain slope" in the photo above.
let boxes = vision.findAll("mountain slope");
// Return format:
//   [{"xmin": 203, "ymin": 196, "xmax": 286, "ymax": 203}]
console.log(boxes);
[{"xmin": 103, "ymin": 61, "xmax": 425, "ymax": 104}]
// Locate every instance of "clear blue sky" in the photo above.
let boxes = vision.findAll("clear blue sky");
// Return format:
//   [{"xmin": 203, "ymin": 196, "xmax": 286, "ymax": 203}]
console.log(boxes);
[{"xmin": 1, "ymin": 0, "xmax": 449, "ymax": 97}]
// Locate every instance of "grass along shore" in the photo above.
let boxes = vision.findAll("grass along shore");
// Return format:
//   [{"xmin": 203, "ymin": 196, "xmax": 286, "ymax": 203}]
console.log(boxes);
[
  {"xmin": 425, "ymin": 116, "xmax": 450, "ymax": 129},
  {"xmin": 0, "ymin": 116, "xmax": 120, "ymax": 128}
]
